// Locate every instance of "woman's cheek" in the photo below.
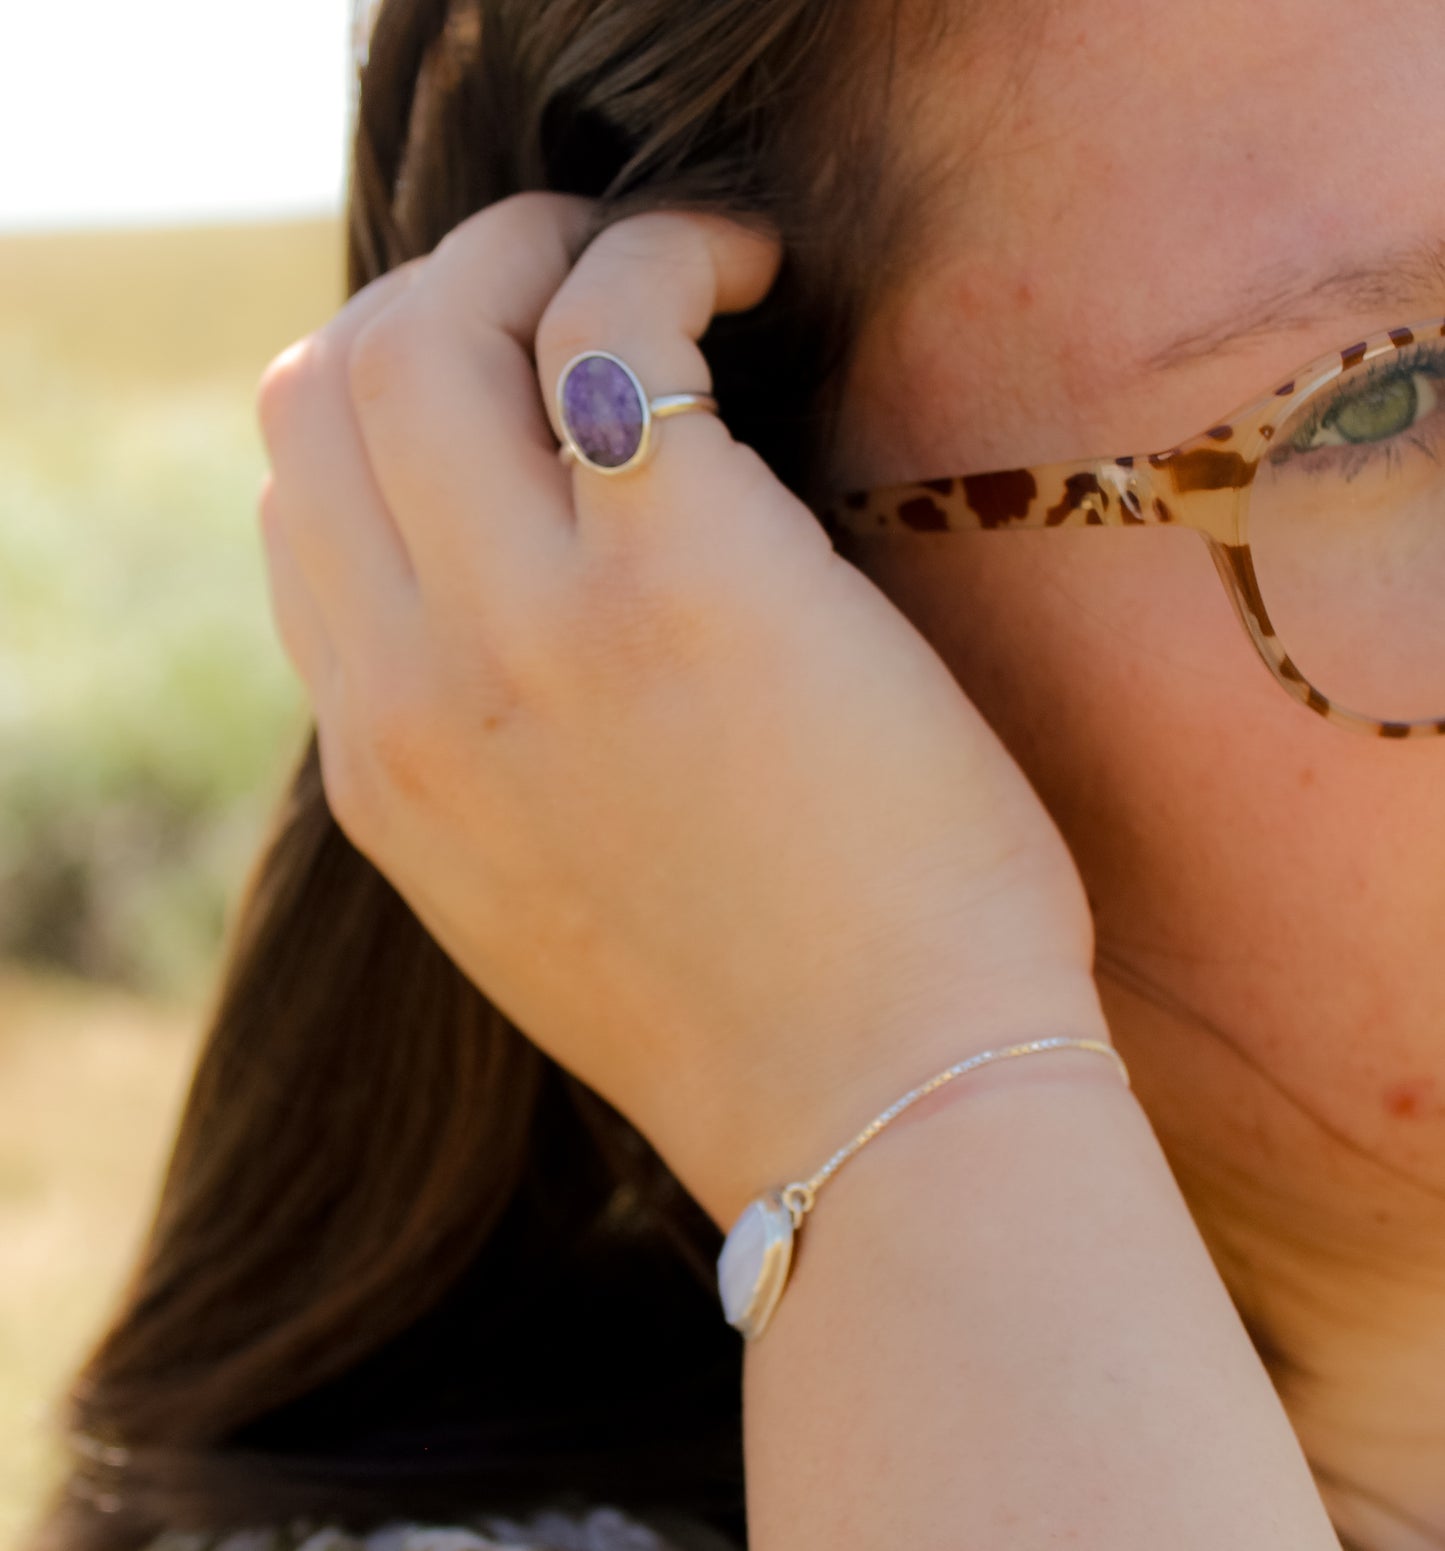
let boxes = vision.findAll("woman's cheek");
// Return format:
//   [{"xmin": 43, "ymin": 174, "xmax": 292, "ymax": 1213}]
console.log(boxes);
[{"xmin": 847, "ymin": 525, "xmax": 1445, "ymax": 1190}]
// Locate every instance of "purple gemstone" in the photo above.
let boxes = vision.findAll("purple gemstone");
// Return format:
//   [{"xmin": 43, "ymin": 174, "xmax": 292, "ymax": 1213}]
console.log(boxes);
[{"xmin": 560, "ymin": 354, "xmax": 646, "ymax": 469}]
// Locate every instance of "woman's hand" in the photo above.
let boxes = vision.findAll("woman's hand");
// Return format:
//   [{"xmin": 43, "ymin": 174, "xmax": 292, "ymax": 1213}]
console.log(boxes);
[{"xmin": 254, "ymin": 191, "xmax": 1105, "ymax": 1228}]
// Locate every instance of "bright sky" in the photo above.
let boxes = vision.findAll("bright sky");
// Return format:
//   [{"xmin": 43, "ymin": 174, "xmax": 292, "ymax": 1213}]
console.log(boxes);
[{"xmin": 0, "ymin": 0, "xmax": 354, "ymax": 232}]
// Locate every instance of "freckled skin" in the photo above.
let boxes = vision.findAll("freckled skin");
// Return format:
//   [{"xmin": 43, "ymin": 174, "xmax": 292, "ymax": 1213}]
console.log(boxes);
[{"xmin": 827, "ymin": 0, "xmax": 1445, "ymax": 1536}]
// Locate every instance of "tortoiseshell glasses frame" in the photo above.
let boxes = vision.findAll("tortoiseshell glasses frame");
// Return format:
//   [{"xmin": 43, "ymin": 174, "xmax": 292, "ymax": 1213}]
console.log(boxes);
[{"xmin": 818, "ymin": 315, "xmax": 1445, "ymax": 740}]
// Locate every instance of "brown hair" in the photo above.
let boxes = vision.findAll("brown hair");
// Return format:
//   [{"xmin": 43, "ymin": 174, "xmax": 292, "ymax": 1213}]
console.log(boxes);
[{"xmin": 22, "ymin": 2, "xmax": 962, "ymax": 1549}]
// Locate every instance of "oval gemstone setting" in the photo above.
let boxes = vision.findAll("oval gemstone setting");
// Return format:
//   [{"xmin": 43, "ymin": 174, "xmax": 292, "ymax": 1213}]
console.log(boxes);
[
  {"xmin": 716, "ymin": 1190, "xmax": 796, "ymax": 1341},
  {"xmin": 558, "ymin": 352, "xmax": 648, "ymax": 471}
]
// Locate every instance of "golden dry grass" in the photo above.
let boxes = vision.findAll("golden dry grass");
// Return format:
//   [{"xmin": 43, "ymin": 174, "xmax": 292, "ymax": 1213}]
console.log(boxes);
[
  {"xmin": 0, "ymin": 215, "xmax": 346, "ymax": 392},
  {"xmin": 0, "ymin": 963, "xmax": 203, "ymax": 1547}
]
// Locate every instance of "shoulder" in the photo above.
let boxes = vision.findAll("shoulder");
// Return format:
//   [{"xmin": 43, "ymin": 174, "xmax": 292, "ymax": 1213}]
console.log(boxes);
[{"xmin": 144, "ymin": 1504, "xmax": 739, "ymax": 1551}]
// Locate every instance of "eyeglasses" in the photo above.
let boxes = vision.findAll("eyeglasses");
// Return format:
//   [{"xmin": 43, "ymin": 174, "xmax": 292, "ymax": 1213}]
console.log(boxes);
[{"xmin": 817, "ymin": 315, "xmax": 1445, "ymax": 739}]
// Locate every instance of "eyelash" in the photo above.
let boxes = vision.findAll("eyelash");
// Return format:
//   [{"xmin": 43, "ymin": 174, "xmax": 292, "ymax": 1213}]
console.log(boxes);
[{"xmin": 1267, "ymin": 342, "xmax": 1445, "ymax": 480}]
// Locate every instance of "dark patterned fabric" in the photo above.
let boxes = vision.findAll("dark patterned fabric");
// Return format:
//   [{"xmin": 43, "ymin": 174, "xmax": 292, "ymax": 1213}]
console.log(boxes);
[{"xmin": 143, "ymin": 1504, "xmax": 739, "ymax": 1551}]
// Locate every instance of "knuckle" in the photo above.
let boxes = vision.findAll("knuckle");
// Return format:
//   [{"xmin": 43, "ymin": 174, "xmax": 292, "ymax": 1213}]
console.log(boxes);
[
  {"xmin": 609, "ymin": 207, "xmax": 714, "ymax": 260},
  {"xmin": 532, "ymin": 302, "xmax": 597, "ymax": 380},
  {"xmin": 346, "ymin": 306, "xmax": 421, "ymax": 408},
  {"xmin": 452, "ymin": 190, "xmax": 597, "ymax": 269},
  {"xmin": 573, "ymin": 210, "xmax": 713, "ymax": 294},
  {"xmin": 255, "ymin": 338, "xmax": 316, "ymax": 442},
  {"xmin": 440, "ymin": 192, "xmax": 531, "ymax": 255},
  {"xmin": 503, "ymin": 188, "xmax": 593, "ymax": 226}
]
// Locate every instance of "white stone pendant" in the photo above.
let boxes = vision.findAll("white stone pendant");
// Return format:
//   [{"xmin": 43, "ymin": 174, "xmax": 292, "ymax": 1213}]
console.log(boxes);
[{"xmin": 716, "ymin": 1188, "xmax": 797, "ymax": 1341}]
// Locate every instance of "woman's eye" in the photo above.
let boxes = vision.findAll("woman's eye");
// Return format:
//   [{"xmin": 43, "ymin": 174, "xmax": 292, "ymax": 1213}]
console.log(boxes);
[
  {"xmin": 1290, "ymin": 367, "xmax": 1440, "ymax": 453},
  {"xmin": 1331, "ymin": 373, "xmax": 1418, "ymax": 442}
]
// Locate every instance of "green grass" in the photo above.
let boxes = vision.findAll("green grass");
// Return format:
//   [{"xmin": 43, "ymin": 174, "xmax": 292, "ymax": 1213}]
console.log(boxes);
[
  {"xmin": 0, "ymin": 350, "xmax": 310, "ymax": 994},
  {"xmin": 1, "ymin": 216, "xmax": 345, "ymax": 999}
]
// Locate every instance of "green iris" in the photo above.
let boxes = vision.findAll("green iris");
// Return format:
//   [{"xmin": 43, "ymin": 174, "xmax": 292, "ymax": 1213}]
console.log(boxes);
[{"xmin": 1323, "ymin": 372, "xmax": 1419, "ymax": 445}]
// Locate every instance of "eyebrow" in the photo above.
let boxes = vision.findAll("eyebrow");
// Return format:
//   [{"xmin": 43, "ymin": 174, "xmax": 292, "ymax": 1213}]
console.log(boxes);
[{"xmin": 1142, "ymin": 237, "xmax": 1445, "ymax": 371}]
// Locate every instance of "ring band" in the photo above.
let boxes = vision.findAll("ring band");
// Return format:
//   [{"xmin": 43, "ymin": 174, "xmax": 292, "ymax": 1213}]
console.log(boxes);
[{"xmin": 555, "ymin": 349, "xmax": 719, "ymax": 477}]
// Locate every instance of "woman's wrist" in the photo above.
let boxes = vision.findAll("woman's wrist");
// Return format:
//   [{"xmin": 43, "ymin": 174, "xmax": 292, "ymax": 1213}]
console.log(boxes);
[
  {"xmin": 739, "ymin": 1040, "xmax": 1341, "ymax": 1551},
  {"xmin": 684, "ymin": 966, "xmax": 1115, "ymax": 1235},
  {"xmin": 716, "ymin": 1032, "xmax": 1130, "ymax": 1340}
]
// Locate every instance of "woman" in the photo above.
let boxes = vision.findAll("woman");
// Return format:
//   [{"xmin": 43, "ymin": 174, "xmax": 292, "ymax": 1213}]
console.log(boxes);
[{"xmin": 24, "ymin": 0, "xmax": 1445, "ymax": 1547}]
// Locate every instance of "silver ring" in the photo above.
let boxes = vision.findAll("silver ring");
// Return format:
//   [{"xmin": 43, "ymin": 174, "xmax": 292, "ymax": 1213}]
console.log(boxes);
[{"xmin": 554, "ymin": 349, "xmax": 719, "ymax": 477}]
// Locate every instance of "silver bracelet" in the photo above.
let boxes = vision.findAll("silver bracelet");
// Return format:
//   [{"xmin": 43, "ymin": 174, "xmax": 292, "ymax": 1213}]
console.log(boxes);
[{"xmin": 715, "ymin": 1035, "xmax": 1131, "ymax": 1341}]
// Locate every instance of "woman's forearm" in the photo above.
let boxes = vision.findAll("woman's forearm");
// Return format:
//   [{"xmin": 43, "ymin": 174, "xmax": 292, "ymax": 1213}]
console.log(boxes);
[{"xmin": 740, "ymin": 1019, "xmax": 1342, "ymax": 1551}]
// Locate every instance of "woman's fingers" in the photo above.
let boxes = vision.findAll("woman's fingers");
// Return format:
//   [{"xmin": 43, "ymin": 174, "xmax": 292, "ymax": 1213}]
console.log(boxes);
[
  {"xmin": 255, "ymin": 188, "xmax": 789, "ymax": 781},
  {"xmin": 254, "ymin": 258, "xmax": 425, "ymax": 654},
  {"xmin": 256, "ymin": 471, "xmax": 335, "ymax": 700},
  {"xmin": 343, "ymin": 194, "xmax": 785, "ymax": 611},
  {"xmin": 533, "ymin": 207, "xmax": 784, "ymax": 546},
  {"xmin": 341, "ymin": 192, "xmax": 600, "ymax": 610}
]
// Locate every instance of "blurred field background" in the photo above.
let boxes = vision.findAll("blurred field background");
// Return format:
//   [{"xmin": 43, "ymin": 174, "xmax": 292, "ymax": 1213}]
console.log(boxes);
[{"xmin": 0, "ymin": 214, "xmax": 346, "ymax": 1541}]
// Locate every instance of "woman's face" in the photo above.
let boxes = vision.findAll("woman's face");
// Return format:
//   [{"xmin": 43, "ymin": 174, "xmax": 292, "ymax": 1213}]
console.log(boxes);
[{"xmin": 829, "ymin": 0, "xmax": 1445, "ymax": 1491}]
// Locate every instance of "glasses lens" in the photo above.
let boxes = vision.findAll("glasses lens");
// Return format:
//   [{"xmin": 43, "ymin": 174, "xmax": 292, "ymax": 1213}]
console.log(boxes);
[{"xmin": 1246, "ymin": 340, "xmax": 1445, "ymax": 725}]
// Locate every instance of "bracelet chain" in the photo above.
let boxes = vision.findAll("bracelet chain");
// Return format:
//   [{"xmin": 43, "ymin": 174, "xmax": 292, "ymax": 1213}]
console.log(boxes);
[{"xmin": 778, "ymin": 1036, "xmax": 1130, "ymax": 1230}]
